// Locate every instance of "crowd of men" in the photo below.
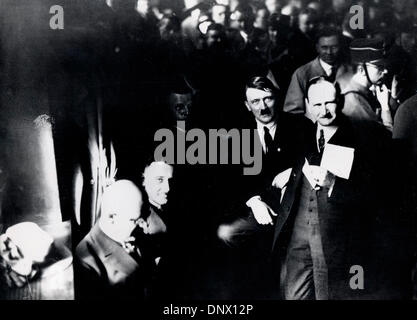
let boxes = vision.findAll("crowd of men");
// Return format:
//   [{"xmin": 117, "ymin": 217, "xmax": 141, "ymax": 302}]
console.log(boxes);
[{"xmin": 2, "ymin": 0, "xmax": 417, "ymax": 300}]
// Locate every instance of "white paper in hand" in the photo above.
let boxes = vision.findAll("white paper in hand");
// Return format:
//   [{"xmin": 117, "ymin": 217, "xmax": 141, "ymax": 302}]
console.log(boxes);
[{"xmin": 320, "ymin": 143, "xmax": 354, "ymax": 179}]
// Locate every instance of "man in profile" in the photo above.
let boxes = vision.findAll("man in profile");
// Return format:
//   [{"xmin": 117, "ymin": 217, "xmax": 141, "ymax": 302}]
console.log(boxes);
[
  {"xmin": 75, "ymin": 180, "xmax": 155, "ymax": 300},
  {"xmin": 342, "ymin": 38, "xmax": 395, "ymax": 131},
  {"xmin": 141, "ymin": 160, "xmax": 174, "ymax": 236}
]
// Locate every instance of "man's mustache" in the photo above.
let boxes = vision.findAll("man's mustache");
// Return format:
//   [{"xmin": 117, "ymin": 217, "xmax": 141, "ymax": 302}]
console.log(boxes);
[
  {"xmin": 260, "ymin": 109, "xmax": 271, "ymax": 115},
  {"xmin": 320, "ymin": 113, "xmax": 332, "ymax": 119}
]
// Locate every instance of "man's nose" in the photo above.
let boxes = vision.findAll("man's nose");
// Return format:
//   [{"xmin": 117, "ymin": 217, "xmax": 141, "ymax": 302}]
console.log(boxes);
[
  {"xmin": 161, "ymin": 180, "xmax": 170, "ymax": 193},
  {"xmin": 319, "ymin": 104, "xmax": 327, "ymax": 115},
  {"xmin": 259, "ymin": 99, "xmax": 267, "ymax": 109}
]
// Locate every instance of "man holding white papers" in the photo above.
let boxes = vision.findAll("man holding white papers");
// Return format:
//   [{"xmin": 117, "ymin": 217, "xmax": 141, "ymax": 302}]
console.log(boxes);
[{"xmin": 271, "ymin": 76, "xmax": 394, "ymax": 299}]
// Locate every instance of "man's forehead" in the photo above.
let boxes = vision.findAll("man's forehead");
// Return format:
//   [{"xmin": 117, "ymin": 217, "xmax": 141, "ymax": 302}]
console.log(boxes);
[
  {"xmin": 318, "ymin": 35, "xmax": 339, "ymax": 45},
  {"xmin": 169, "ymin": 93, "xmax": 192, "ymax": 103},
  {"xmin": 213, "ymin": 5, "xmax": 227, "ymax": 13},
  {"xmin": 308, "ymin": 82, "xmax": 336, "ymax": 102},
  {"xmin": 231, "ymin": 11, "xmax": 244, "ymax": 19},
  {"xmin": 246, "ymin": 88, "xmax": 274, "ymax": 99},
  {"xmin": 144, "ymin": 162, "xmax": 173, "ymax": 178}
]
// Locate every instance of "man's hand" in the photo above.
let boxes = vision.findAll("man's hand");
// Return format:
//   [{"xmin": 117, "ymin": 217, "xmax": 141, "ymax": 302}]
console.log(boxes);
[
  {"xmin": 374, "ymin": 84, "xmax": 390, "ymax": 111},
  {"xmin": 303, "ymin": 162, "xmax": 336, "ymax": 191},
  {"xmin": 122, "ymin": 236, "xmax": 136, "ymax": 254},
  {"xmin": 374, "ymin": 84, "xmax": 394, "ymax": 130},
  {"xmin": 246, "ymin": 196, "xmax": 277, "ymax": 225},
  {"xmin": 272, "ymin": 168, "xmax": 292, "ymax": 189},
  {"xmin": 390, "ymin": 74, "xmax": 399, "ymax": 100},
  {"xmin": 310, "ymin": 166, "xmax": 335, "ymax": 188}
]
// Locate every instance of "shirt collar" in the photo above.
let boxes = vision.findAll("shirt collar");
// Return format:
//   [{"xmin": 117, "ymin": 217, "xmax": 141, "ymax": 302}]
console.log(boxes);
[
  {"xmin": 317, "ymin": 123, "xmax": 338, "ymax": 145},
  {"xmin": 256, "ymin": 119, "xmax": 277, "ymax": 133},
  {"xmin": 319, "ymin": 58, "xmax": 335, "ymax": 76},
  {"xmin": 149, "ymin": 199, "xmax": 162, "ymax": 210}
]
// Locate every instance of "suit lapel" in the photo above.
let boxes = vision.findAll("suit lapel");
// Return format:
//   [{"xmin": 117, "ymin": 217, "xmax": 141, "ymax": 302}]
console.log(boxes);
[
  {"xmin": 327, "ymin": 117, "xmax": 356, "ymax": 149},
  {"xmin": 312, "ymin": 57, "xmax": 327, "ymax": 77},
  {"xmin": 271, "ymin": 158, "xmax": 304, "ymax": 252},
  {"xmin": 91, "ymin": 224, "xmax": 140, "ymax": 276}
]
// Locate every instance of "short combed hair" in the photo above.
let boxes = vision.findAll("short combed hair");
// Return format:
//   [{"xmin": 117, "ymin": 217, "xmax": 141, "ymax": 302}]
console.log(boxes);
[
  {"xmin": 315, "ymin": 26, "xmax": 342, "ymax": 44},
  {"xmin": 306, "ymin": 76, "xmax": 342, "ymax": 102},
  {"xmin": 245, "ymin": 76, "xmax": 278, "ymax": 99}
]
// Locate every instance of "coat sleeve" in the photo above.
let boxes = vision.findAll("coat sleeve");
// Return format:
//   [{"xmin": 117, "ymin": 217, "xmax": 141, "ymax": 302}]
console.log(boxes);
[
  {"xmin": 342, "ymin": 92, "xmax": 380, "ymax": 123},
  {"xmin": 283, "ymin": 69, "xmax": 306, "ymax": 115},
  {"xmin": 74, "ymin": 242, "xmax": 107, "ymax": 300}
]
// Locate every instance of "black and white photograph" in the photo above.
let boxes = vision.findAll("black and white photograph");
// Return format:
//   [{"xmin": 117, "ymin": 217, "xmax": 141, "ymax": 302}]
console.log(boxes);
[{"xmin": 0, "ymin": 0, "xmax": 417, "ymax": 308}]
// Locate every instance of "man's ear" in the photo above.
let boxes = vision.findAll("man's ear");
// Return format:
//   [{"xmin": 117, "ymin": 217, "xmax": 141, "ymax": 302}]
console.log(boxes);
[
  {"xmin": 245, "ymin": 101, "xmax": 251, "ymax": 112},
  {"xmin": 109, "ymin": 213, "xmax": 116, "ymax": 224},
  {"xmin": 304, "ymin": 97, "xmax": 310, "ymax": 109},
  {"xmin": 137, "ymin": 218, "xmax": 149, "ymax": 234}
]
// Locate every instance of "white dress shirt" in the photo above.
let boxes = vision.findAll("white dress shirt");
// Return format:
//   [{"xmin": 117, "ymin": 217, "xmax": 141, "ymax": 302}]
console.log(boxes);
[
  {"xmin": 316, "ymin": 124, "xmax": 338, "ymax": 152},
  {"xmin": 319, "ymin": 58, "xmax": 336, "ymax": 77},
  {"xmin": 256, "ymin": 120, "xmax": 277, "ymax": 153}
]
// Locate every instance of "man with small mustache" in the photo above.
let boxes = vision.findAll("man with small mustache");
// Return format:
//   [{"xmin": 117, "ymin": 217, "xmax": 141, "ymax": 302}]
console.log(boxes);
[{"xmin": 268, "ymin": 77, "xmax": 401, "ymax": 299}]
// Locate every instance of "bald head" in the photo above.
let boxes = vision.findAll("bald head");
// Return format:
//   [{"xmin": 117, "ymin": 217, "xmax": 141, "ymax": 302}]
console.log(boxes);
[
  {"xmin": 102, "ymin": 180, "xmax": 142, "ymax": 218},
  {"xmin": 306, "ymin": 79, "xmax": 339, "ymax": 126},
  {"xmin": 100, "ymin": 180, "xmax": 143, "ymax": 241}
]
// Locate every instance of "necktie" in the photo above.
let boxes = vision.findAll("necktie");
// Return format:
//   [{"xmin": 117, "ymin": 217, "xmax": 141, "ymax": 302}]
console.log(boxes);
[
  {"xmin": 264, "ymin": 126, "xmax": 274, "ymax": 154},
  {"xmin": 328, "ymin": 66, "xmax": 336, "ymax": 82},
  {"xmin": 318, "ymin": 129, "xmax": 325, "ymax": 154}
]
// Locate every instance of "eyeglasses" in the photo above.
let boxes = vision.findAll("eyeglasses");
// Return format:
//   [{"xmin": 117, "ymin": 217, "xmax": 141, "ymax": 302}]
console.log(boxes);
[{"xmin": 365, "ymin": 62, "xmax": 386, "ymax": 71}]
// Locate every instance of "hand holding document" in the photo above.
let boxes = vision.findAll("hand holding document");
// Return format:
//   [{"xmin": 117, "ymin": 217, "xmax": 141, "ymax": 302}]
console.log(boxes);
[
  {"xmin": 302, "ymin": 143, "xmax": 354, "ymax": 195},
  {"xmin": 302, "ymin": 159, "xmax": 332, "ymax": 190}
]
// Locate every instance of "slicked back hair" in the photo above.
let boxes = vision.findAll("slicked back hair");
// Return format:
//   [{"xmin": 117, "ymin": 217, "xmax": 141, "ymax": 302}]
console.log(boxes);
[{"xmin": 245, "ymin": 76, "xmax": 279, "ymax": 101}]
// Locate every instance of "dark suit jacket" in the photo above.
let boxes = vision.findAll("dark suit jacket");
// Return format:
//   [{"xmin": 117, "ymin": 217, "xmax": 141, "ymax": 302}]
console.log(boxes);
[
  {"xmin": 234, "ymin": 112, "xmax": 311, "ymax": 211},
  {"xmin": 271, "ymin": 116, "xmax": 395, "ymax": 299},
  {"xmin": 75, "ymin": 223, "xmax": 147, "ymax": 300}
]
